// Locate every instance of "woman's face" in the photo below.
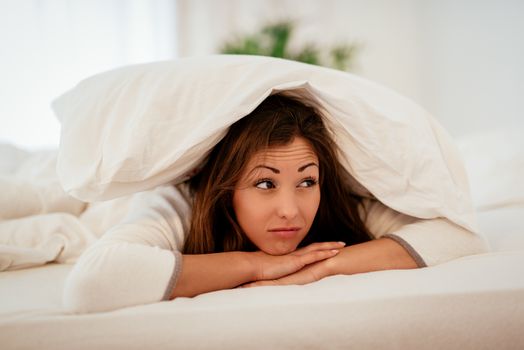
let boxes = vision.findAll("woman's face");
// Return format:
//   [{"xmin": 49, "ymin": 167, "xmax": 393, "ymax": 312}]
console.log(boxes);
[{"xmin": 232, "ymin": 137, "xmax": 321, "ymax": 255}]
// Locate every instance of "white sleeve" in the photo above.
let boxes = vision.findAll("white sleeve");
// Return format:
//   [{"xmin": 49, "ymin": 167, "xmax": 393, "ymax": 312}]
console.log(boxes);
[
  {"xmin": 63, "ymin": 185, "xmax": 190, "ymax": 313},
  {"xmin": 360, "ymin": 198, "xmax": 489, "ymax": 267}
]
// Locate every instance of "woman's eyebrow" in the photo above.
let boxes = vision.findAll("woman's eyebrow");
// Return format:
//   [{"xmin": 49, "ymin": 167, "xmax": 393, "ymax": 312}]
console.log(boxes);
[
  {"xmin": 250, "ymin": 162, "xmax": 318, "ymax": 174},
  {"xmin": 298, "ymin": 162, "xmax": 319, "ymax": 172},
  {"xmin": 252, "ymin": 165, "xmax": 280, "ymax": 174}
]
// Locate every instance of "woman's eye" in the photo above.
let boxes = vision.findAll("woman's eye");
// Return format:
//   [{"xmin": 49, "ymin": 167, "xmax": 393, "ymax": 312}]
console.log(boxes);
[
  {"xmin": 298, "ymin": 177, "xmax": 318, "ymax": 188},
  {"xmin": 255, "ymin": 180, "xmax": 275, "ymax": 189}
]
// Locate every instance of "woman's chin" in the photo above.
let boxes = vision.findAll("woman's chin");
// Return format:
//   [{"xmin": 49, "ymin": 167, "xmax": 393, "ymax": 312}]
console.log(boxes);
[{"xmin": 261, "ymin": 243, "xmax": 298, "ymax": 256}]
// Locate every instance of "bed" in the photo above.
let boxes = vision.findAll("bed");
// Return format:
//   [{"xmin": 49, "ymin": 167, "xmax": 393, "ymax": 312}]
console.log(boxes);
[
  {"xmin": 1, "ymin": 56, "xmax": 523, "ymax": 349},
  {"xmin": 1, "ymin": 206, "xmax": 523, "ymax": 349}
]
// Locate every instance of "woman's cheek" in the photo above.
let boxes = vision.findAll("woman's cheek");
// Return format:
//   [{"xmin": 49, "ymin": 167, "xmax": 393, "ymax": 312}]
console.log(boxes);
[
  {"xmin": 234, "ymin": 190, "xmax": 271, "ymax": 234},
  {"xmin": 248, "ymin": 195, "xmax": 270, "ymax": 222},
  {"xmin": 303, "ymin": 189, "xmax": 321, "ymax": 220}
]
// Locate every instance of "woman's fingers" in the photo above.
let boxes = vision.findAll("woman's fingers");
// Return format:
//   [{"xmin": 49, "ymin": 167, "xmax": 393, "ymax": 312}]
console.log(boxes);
[
  {"xmin": 297, "ymin": 248, "xmax": 340, "ymax": 267},
  {"xmin": 293, "ymin": 241, "xmax": 345, "ymax": 256},
  {"xmin": 253, "ymin": 247, "xmax": 339, "ymax": 281},
  {"xmin": 245, "ymin": 253, "xmax": 334, "ymax": 288},
  {"xmin": 240, "ymin": 280, "xmax": 279, "ymax": 288}
]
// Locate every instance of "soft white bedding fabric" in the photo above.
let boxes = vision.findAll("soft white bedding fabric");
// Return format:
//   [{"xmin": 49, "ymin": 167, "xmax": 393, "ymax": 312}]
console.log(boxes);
[
  {"xmin": 0, "ymin": 146, "xmax": 135, "ymax": 271},
  {"xmin": 0, "ymin": 147, "xmax": 85, "ymax": 221},
  {"xmin": 0, "ymin": 133, "xmax": 523, "ymax": 347},
  {"xmin": 0, "ymin": 147, "xmax": 90, "ymax": 270},
  {"xmin": 53, "ymin": 56, "xmax": 477, "ymax": 235},
  {"xmin": 1, "ymin": 230, "xmax": 523, "ymax": 349}
]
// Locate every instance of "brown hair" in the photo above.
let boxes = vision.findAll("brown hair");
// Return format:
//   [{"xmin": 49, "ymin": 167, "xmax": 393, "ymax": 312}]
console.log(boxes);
[{"xmin": 183, "ymin": 94, "xmax": 372, "ymax": 254}]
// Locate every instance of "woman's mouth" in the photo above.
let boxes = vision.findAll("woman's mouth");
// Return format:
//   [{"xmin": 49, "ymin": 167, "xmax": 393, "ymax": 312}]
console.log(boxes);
[{"xmin": 268, "ymin": 227, "xmax": 301, "ymax": 238}]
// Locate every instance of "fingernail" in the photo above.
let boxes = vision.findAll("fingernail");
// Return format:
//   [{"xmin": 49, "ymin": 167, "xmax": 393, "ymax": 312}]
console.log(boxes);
[
  {"xmin": 338, "ymin": 241, "xmax": 346, "ymax": 246},
  {"xmin": 331, "ymin": 249, "xmax": 340, "ymax": 254}
]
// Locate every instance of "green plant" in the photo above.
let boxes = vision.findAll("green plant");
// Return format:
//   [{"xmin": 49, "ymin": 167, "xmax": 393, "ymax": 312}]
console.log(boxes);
[{"xmin": 219, "ymin": 20, "xmax": 359, "ymax": 71}]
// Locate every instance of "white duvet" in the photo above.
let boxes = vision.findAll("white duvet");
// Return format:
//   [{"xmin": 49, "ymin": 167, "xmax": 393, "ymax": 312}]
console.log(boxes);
[
  {"xmin": 0, "ymin": 145, "xmax": 132, "ymax": 271},
  {"xmin": 53, "ymin": 56, "xmax": 478, "ymax": 233}
]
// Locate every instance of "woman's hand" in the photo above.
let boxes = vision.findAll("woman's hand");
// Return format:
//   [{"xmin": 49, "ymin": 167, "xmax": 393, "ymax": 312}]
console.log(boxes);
[
  {"xmin": 241, "ymin": 257, "xmax": 334, "ymax": 288},
  {"xmin": 242, "ymin": 237, "xmax": 420, "ymax": 288},
  {"xmin": 247, "ymin": 241, "xmax": 345, "ymax": 283}
]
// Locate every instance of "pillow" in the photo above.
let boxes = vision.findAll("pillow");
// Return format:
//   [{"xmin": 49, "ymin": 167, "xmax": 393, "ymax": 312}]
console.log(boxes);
[{"xmin": 52, "ymin": 55, "xmax": 476, "ymax": 233}]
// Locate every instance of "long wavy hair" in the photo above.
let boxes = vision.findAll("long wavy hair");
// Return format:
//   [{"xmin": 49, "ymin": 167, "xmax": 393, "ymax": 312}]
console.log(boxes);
[{"xmin": 183, "ymin": 93, "xmax": 372, "ymax": 254}]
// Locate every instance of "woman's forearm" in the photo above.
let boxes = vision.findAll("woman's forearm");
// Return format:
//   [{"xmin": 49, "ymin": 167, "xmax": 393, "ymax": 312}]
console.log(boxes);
[
  {"xmin": 240, "ymin": 238, "xmax": 418, "ymax": 288},
  {"xmin": 327, "ymin": 237, "xmax": 418, "ymax": 276},
  {"xmin": 170, "ymin": 252, "xmax": 255, "ymax": 298},
  {"xmin": 170, "ymin": 242, "xmax": 344, "ymax": 298}
]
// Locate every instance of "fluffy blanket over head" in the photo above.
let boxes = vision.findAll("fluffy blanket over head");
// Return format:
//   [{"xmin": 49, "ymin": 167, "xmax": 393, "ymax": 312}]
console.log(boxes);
[{"xmin": 52, "ymin": 55, "xmax": 476, "ymax": 233}]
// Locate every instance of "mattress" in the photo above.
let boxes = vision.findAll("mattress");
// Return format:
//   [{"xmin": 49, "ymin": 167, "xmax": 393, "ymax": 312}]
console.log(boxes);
[{"xmin": 1, "ymin": 205, "xmax": 523, "ymax": 349}]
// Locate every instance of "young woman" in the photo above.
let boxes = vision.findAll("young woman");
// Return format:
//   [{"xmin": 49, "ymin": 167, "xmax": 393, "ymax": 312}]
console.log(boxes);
[{"xmin": 64, "ymin": 94, "xmax": 487, "ymax": 312}]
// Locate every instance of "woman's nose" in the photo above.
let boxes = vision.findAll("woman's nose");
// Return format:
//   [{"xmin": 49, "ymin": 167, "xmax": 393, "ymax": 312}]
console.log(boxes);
[{"xmin": 276, "ymin": 191, "xmax": 299, "ymax": 219}]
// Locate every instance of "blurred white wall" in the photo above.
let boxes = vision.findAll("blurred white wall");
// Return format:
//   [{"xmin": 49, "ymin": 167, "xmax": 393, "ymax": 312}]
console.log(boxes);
[
  {"xmin": 1, "ymin": 0, "xmax": 522, "ymax": 150},
  {"xmin": 178, "ymin": 0, "xmax": 423, "ymax": 105},
  {"xmin": 417, "ymin": 0, "xmax": 524, "ymax": 137},
  {"xmin": 177, "ymin": 0, "xmax": 524, "ymax": 138},
  {"xmin": 0, "ymin": 0, "xmax": 177, "ymax": 150}
]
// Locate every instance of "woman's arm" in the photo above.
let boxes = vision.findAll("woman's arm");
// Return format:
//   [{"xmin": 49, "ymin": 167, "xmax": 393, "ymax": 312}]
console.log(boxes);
[
  {"xmin": 170, "ymin": 252, "xmax": 255, "ymax": 298},
  {"xmin": 328, "ymin": 237, "xmax": 418, "ymax": 274},
  {"xmin": 63, "ymin": 185, "xmax": 189, "ymax": 313},
  {"xmin": 241, "ymin": 237, "xmax": 416, "ymax": 287},
  {"xmin": 359, "ymin": 198, "xmax": 488, "ymax": 267},
  {"xmin": 171, "ymin": 242, "xmax": 345, "ymax": 298},
  {"xmin": 243, "ymin": 214, "xmax": 488, "ymax": 287}
]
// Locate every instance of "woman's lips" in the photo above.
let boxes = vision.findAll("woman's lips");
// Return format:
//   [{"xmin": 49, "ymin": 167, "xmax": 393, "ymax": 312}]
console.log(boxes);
[{"xmin": 268, "ymin": 227, "xmax": 301, "ymax": 238}]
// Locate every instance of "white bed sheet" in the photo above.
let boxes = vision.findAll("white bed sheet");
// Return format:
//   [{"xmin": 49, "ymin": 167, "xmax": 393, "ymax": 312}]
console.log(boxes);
[{"xmin": 1, "ymin": 206, "xmax": 523, "ymax": 350}]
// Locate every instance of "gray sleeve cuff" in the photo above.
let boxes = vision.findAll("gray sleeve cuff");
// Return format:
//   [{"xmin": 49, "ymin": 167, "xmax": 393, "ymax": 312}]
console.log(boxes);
[
  {"xmin": 383, "ymin": 233, "xmax": 427, "ymax": 268},
  {"xmin": 162, "ymin": 250, "xmax": 183, "ymax": 301}
]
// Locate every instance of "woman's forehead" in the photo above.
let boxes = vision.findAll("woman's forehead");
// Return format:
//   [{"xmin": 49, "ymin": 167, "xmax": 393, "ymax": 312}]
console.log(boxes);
[{"xmin": 248, "ymin": 137, "xmax": 318, "ymax": 167}]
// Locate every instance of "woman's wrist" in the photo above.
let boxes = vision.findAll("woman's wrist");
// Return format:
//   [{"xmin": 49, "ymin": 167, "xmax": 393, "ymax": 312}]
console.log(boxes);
[
  {"xmin": 321, "ymin": 238, "xmax": 420, "ymax": 278},
  {"xmin": 323, "ymin": 251, "xmax": 344, "ymax": 276},
  {"xmin": 241, "ymin": 251, "xmax": 259, "ymax": 281},
  {"xmin": 171, "ymin": 251, "xmax": 258, "ymax": 298}
]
